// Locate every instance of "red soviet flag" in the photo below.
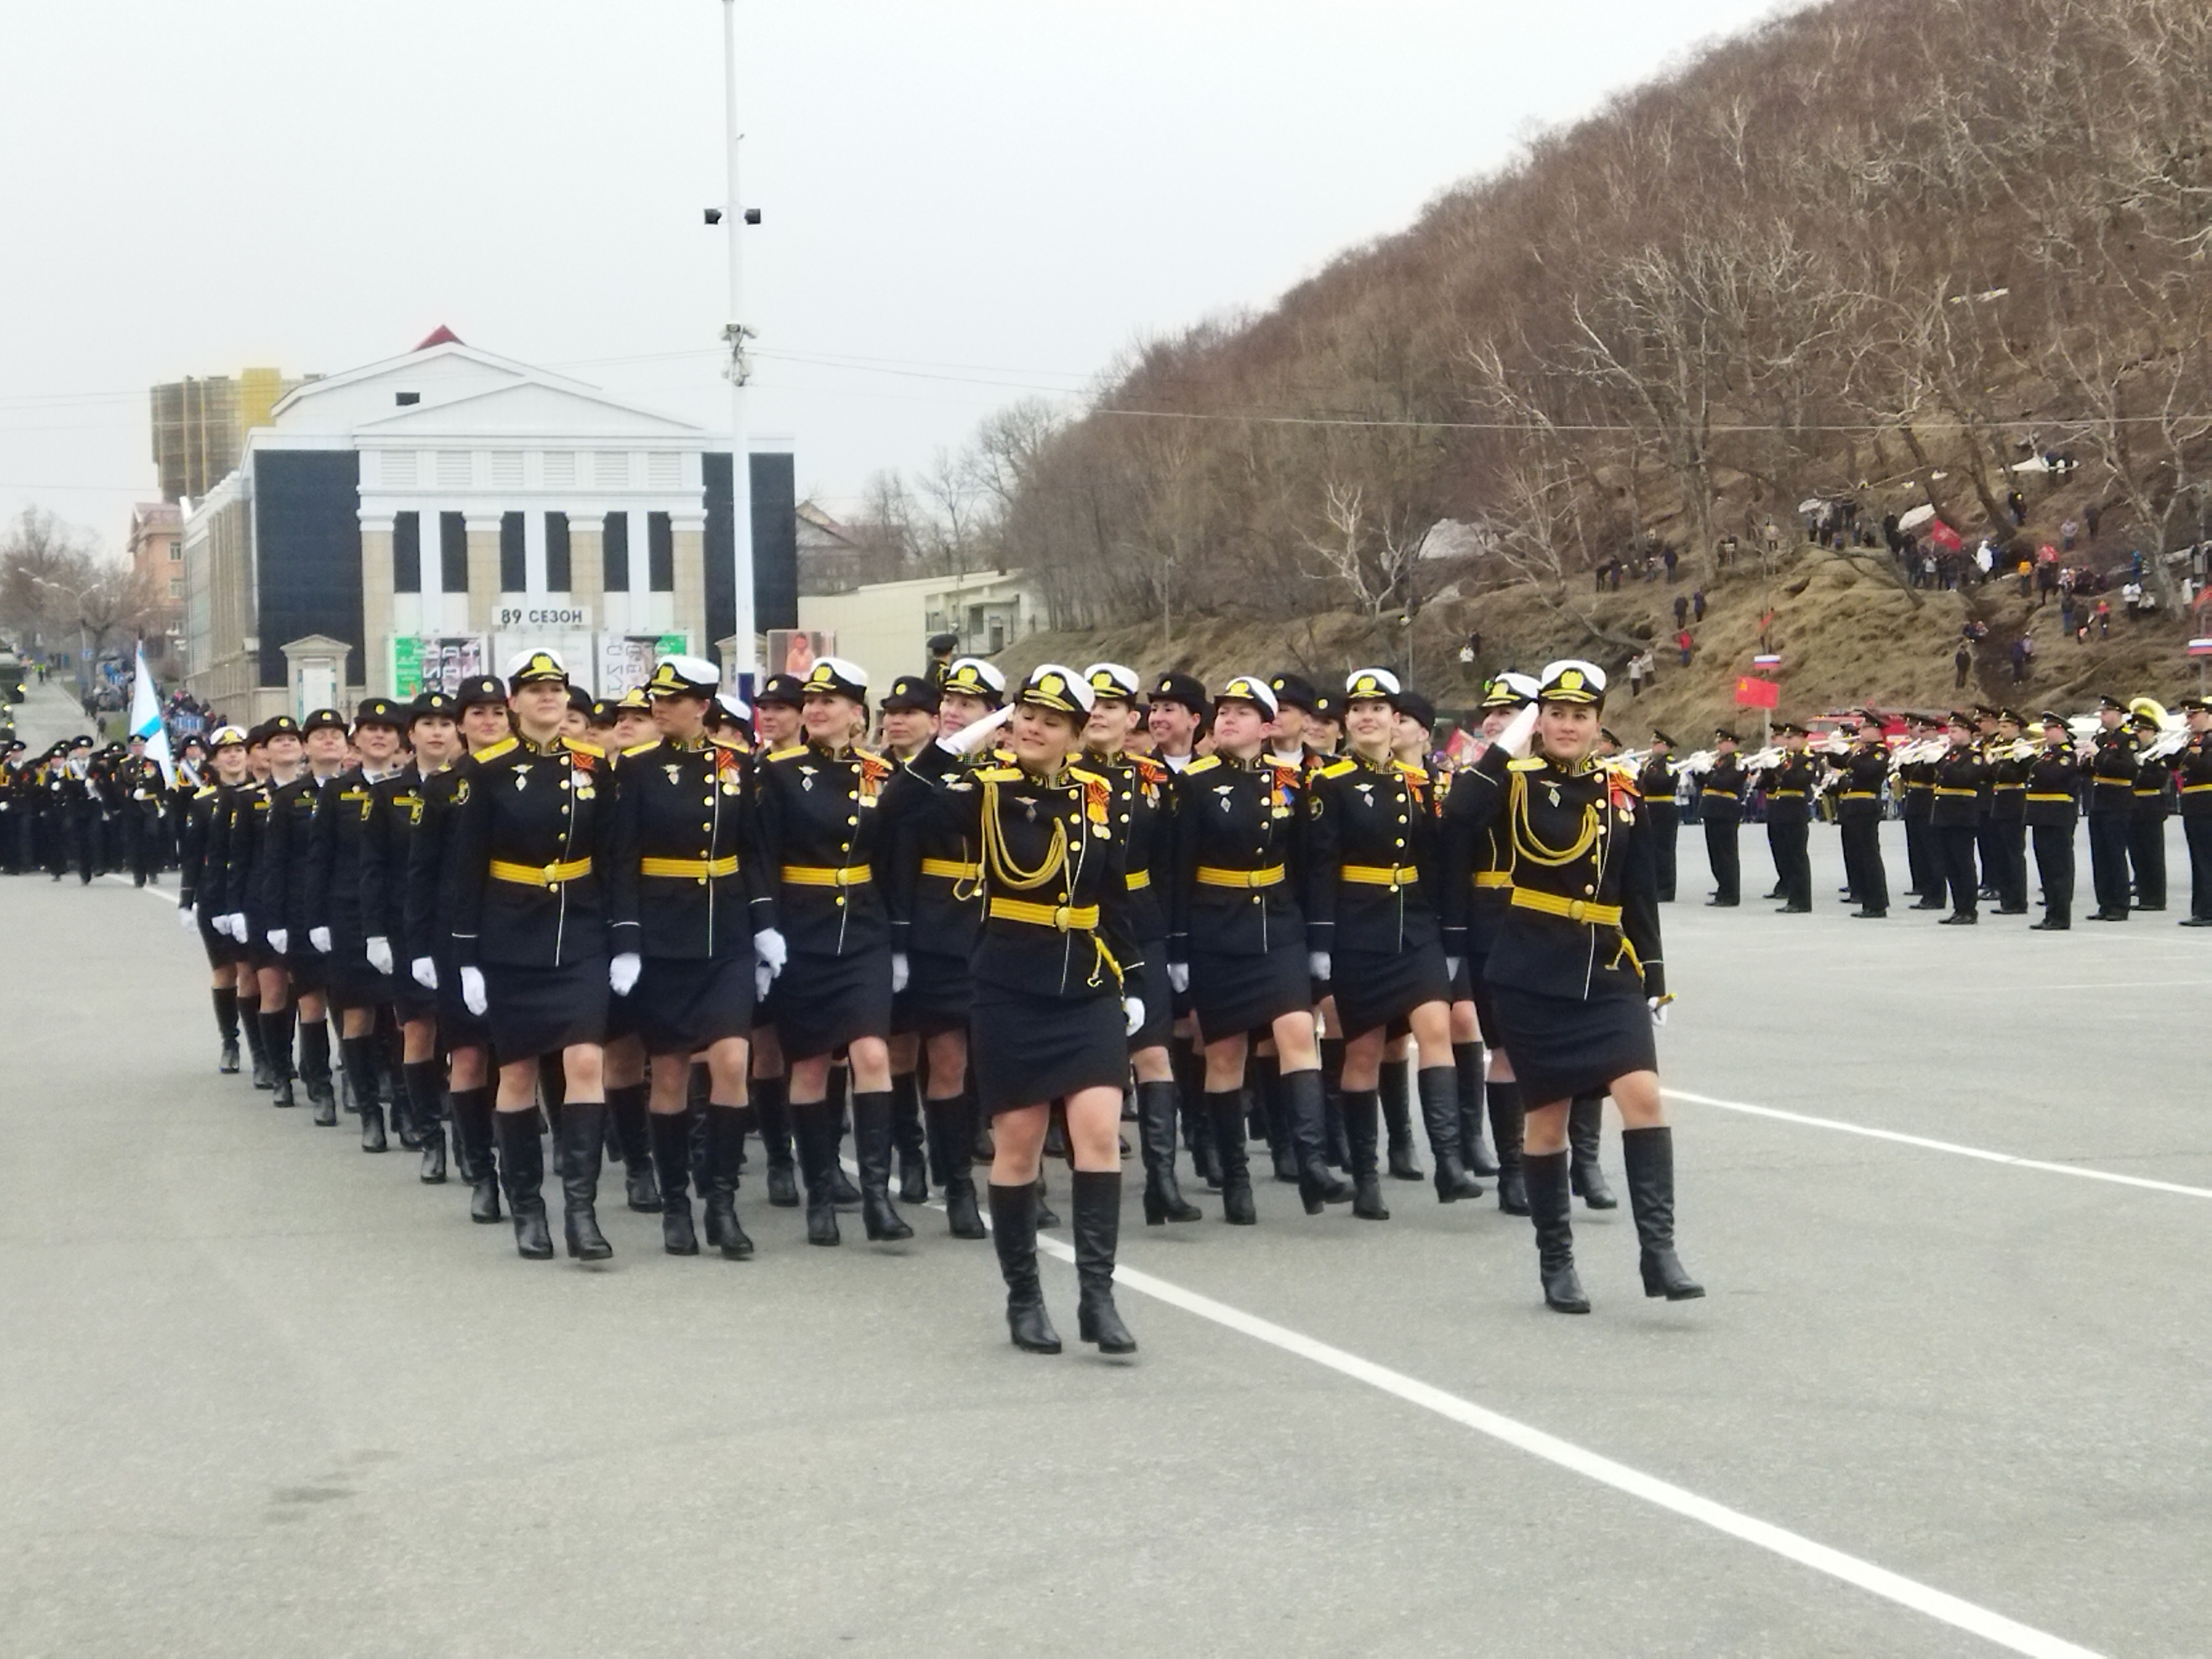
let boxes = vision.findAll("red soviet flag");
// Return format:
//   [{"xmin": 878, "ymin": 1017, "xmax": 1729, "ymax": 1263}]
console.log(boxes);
[{"xmin": 1734, "ymin": 675, "xmax": 1780, "ymax": 709}]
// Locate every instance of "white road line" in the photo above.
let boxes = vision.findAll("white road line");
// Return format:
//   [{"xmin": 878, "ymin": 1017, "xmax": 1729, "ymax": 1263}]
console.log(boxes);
[{"xmin": 1665, "ymin": 1087, "xmax": 2212, "ymax": 1201}]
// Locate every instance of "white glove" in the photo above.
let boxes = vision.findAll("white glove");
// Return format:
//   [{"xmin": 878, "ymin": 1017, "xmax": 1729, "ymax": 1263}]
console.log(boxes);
[
  {"xmin": 609, "ymin": 952, "xmax": 641, "ymax": 995},
  {"xmin": 461, "ymin": 966, "xmax": 487, "ymax": 1017},
  {"xmin": 1498, "ymin": 702, "xmax": 1540, "ymax": 760},
  {"xmin": 309, "ymin": 926, "xmax": 332, "ymax": 955},
  {"xmin": 940, "ymin": 703, "xmax": 1014, "ymax": 758},
  {"xmin": 891, "ymin": 952, "xmax": 911, "ymax": 994},
  {"xmin": 754, "ymin": 926, "xmax": 787, "ymax": 978},
  {"xmin": 1445, "ymin": 956, "xmax": 1463, "ymax": 982},
  {"xmin": 1308, "ymin": 951, "xmax": 1331, "ymax": 983},
  {"xmin": 226, "ymin": 912, "xmax": 247, "ymax": 941},
  {"xmin": 1649, "ymin": 996, "xmax": 1670, "ymax": 1029},
  {"xmin": 411, "ymin": 956, "xmax": 439, "ymax": 990},
  {"xmin": 1167, "ymin": 962, "xmax": 1190, "ymax": 995},
  {"xmin": 755, "ymin": 961, "xmax": 774, "ymax": 1000},
  {"xmin": 366, "ymin": 937, "xmax": 393, "ymax": 976},
  {"xmin": 1124, "ymin": 996, "xmax": 1145, "ymax": 1036},
  {"xmin": 268, "ymin": 928, "xmax": 289, "ymax": 956},
  {"xmin": 179, "ymin": 904, "xmax": 197, "ymax": 931}
]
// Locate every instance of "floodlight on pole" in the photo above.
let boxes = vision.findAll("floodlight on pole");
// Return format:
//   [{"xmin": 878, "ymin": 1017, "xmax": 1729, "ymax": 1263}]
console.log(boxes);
[{"xmin": 719, "ymin": 0, "xmax": 758, "ymax": 688}]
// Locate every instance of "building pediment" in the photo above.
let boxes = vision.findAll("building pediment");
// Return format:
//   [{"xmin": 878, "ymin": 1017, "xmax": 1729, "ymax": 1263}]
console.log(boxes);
[{"xmin": 353, "ymin": 379, "xmax": 702, "ymax": 440}]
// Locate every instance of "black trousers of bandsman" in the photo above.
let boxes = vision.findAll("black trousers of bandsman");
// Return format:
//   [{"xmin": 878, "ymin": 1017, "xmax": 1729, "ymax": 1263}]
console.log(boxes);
[
  {"xmin": 2127, "ymin": 813, "xmax": 2167, "ymax": 910},
  {"xmin": 1938, "ymin": 825, "xmax": 1980, "ymax": 917},
  {"xmin": 1839, "ymin": 817, "xmax": 1887, "ymax": 913},
  {"xmin": 1990, "ymin": 819, "xmax": 2028, "ymax": 911},
  {"xmin": 2032, "ymin": 826, "xmax": 2075, "ymax": 926},
  {"xmin": 1648, "ymin": 806, "xmax": 1678, "ymax": 901},
  {"xmin": 1902, "ymin": 809, "xmax": 1935, "ymax": 898},
  {"xmin": 1766, "ymin": 817, "xmax": 1810, "ymax": 910},
  {"xmin": 1704, "ymin": 818, "xmax": 1739, "ymax": 905},
  {"xmin": 2186, "ymin": 818, "xmax": 2212, "ymax": 921},
  {"xmin": 2086, "ymin": 812, "xmax": 2131, "ymax": 917}
]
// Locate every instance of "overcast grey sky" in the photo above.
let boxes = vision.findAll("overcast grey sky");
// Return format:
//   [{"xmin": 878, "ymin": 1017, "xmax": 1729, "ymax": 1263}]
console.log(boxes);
[{"xmin": 2, "ymin": 0, "xmax": 1802, "ymax": 550}]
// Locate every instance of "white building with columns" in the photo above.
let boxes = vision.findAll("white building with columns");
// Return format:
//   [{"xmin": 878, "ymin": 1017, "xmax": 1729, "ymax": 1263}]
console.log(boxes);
[{"xmin": 180, "ymin": 328, "xmax": 796, "ymax": 718}]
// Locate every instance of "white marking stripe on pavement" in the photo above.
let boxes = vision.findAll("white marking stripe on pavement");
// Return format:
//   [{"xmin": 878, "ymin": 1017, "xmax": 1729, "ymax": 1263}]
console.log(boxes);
[
  {"xmin": 1039, "ymin": 1233, "xmax": 2104, "ymax": 1659},
  {"xmin": 1666, "ymin": 1087, "xmax": 2212, "ymax": 1201}
]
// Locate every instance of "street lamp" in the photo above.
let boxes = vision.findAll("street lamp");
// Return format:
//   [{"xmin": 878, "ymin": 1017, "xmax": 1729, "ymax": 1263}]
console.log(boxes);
[
  {"xmin": 714, "ymin": 0, "xmax": 758, "ymax": 691},
  {"xmin": 30, "ymin": 575, "xmax": 93, "ymax": 700}
]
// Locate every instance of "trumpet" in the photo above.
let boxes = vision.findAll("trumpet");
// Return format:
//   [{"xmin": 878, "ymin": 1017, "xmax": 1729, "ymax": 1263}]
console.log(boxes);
[
  {"xmin": 2138, "ymin": 726, "xmax": 2189, "ymax": 761},
  {"xmin": 1888, "ymin": 737, "xmax": 1948, "ymax": 765}
]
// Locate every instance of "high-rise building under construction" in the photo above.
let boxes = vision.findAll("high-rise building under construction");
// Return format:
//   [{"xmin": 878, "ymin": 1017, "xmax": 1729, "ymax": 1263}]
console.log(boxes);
[{"xmin": 150, "ymin": 367, "xmax": 300, "ymax": 502}]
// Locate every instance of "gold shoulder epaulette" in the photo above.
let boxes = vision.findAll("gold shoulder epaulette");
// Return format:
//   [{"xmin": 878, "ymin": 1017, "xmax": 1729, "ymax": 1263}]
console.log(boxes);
[
  {"xmin": 766, "ymin": 744, "xmax": 807, "ymax": 762},
  {"xmin": 1507, "ymin": 757, "xmax": 1547, "ymax": 773},
  {"xmin": 1317, "ymin": 757, "xmax": 1357, "ymax": 779},
  {"xmin": 475, "ymin": 736, "xmax": 518, "ymax": 763},
  {"xmin": 621, "ymin": 738, "xmax": 663, "ymax": 758},
  {"xmin": 564, "ymin": 737, "xmax": 605, "ymax": 758},
  {"xmin": 709, "ymin": 732, "xmax": 749, "ymax": 754},
  {"xmin": 1183, "ymin": 755, "xmax": 1221, "ymax": 776},
  {"xmin": 974, "ymin": 764, "xmax": 1021, "ymax": 782},
  {"xmin": 194, "ymin": 784, "xmax": 218, "ymax": 799},
  {"xmin": 1067, "ymin": 764, "xmax": 1109, "ymax": 789}
]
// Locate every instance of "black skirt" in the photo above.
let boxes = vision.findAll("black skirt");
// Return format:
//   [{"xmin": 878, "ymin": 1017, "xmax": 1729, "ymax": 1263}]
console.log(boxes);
[
  {"xmin": 1126, "ymin": 953, "xmax": 1172, "ymax": 1050},
  {"xmin": 631, "ymin": 953, "xmax": 754, "ymax": 1057},
  {"xmin": 324, "ymin": 951, "xmax": 390, "ymax": 1013},
  {"xmin": 1486, "ymin": 979, "xmax": 1656, "ymax": 1108},
  {"xmin": 285, "ymin": 948, "xmax": 327, "ymax": 997},
  {"xmin": 1333, "ymin": 941, "xmax": 1450, "ymax": 1039},
  {"xmin": 775, "ymin": 946, "xmax": 893, "ymax": 1063},
  {"xmin": 483, "ymin": 957, "xmax": 608, "ymax": 1062},
  {"xmin": 891, "ymin": 947, "xmax": 973, "ymax": 1037},
  {"xmin": 1190, "ymin": 941, "xmax": 1311, "ymax": 1041},
  {"xmin": 972, "ymin": 982, "xmax": 1127, "ymax": 1115},
  {"xmin": 1450, "ymin": 950, "xmax": 1503, "ymax": 1047},
  {"xmin": 197, "ymin": 916, "xmax": 236, "ymax": 970}
]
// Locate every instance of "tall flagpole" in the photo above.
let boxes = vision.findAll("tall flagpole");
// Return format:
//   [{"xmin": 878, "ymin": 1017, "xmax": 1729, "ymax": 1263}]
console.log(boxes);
[{"xmin": 721, "ymin": 0, "xmax": 757, "ymax": 690}]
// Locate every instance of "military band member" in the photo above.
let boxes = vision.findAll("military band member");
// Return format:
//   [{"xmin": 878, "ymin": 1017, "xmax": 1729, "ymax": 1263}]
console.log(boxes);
[
  {"xmin": 1987, "ymin": 709, "xmax": 2032, "ymax": 915},
  {"xmin": 944, "ymin": 666, "xmax": 1142, "ymax": 1354},
  {"xmin": 754, "ymin": 656, "xmax": 908, "ymax": 1246},
  {"xmin": 1442, "ymin": 660, "xmax": 1697, "ymax": 1313},
  {"xmin": 1764, "ymin": 722, "xmax": 1818, "ymax": 913},
  {"xmin": 1931, "ymin": 712, "xmax": 1989, "ymax": 924},
  {"xmin": 1699, "ymin": 728, "xmax": 1745, "ymax": 906},
  {"xmin": 1832, "ymin": 709, "xmax": 1890, "ymax": 917},
  {"xmin": 445, "ymin": 649, "xmax": 623, "ymax": 1262},
  {"xmin": 2127, "ymin": 708, "xmax": 2172, "ymax": 911},
  {"xmin": 2084, "ymin": 695, "xmax": 2137, "ymax": 921},
  {"xmin": 1637, "ymin": 732, "xmax": 1679, "ymax": 903},
  {"xmin": 176, "ymin": 725, "xmax": 252, "ymax": 1070},
  {"xmin": 1897, "ymin": 713, "xmax": 1940, "ymax": 901},
  {"xmin": 2024, "ymin": 713, "xmax": 2081, "ymax": 931},
  {"xmin": 2176, "ymin": 697, "xmax": 2212, "ymax": 926},
  {"xmin": 612, "ymin": 655, "xmax": 786, "ymax": 1259},
  {"xmin": 121, "ymin": 736, "xmax": 168, "ymax": 886}
]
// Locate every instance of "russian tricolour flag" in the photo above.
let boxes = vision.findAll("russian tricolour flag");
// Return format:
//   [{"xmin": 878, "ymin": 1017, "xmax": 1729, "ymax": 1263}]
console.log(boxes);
[{"xmin": 129, "ymin": 643, "xmax": 173, "ymax": 786}]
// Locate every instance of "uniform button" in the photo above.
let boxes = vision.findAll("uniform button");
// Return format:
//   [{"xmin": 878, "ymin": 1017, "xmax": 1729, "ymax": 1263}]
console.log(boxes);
[
  {"xmin": 840, "ymin": 842, "xmax": 849, "ymax": 852},
  {"xmin": 1585, "ymin": 884, "xmax": 1595, "ymax": 895},
  {"xmin": 847, "ymin": 815, "xmax": 857, "ymax": 826},
  {"xmin": 834, "ymin": 896, "xmax": 846, "ymax": 907},
  {"xmin": 701, "ymin": 821, "xmax": 711, "ymax": 830}
]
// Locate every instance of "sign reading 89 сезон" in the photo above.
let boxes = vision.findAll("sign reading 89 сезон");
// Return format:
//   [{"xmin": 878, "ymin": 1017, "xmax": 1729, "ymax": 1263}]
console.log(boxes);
[{"xmin": 497, "ymin": 605, "xmax": 593, "ymax": 629}]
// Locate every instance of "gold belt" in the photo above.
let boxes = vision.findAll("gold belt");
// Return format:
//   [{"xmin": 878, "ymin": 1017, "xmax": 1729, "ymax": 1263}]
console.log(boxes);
[
  {"xmin": 640, "ymin": 855, "xmax": 739, "ymax": 880},
  {"xmin": 2184, "ymin": 783, "xmax": 2212, "ymax": 794},
  {"xmin": 2027, "ymin": 793, "xmax": 2074, "ymax": 802},
  {"xmin": 1473, "ymin": 870, "xmax": 1512, "ymax": 889},
  {"xmin": 1934, "ymin": 787, "xmax": 1978, "ymax": 797},
  {"xmin": 919, "ymin": 858, "xmax": 982, "ymax": 881},
  {"xmin": 1770, "ymin": 789, "xmax": 1806, "ymax": 797},
  {"xmin": 1703, "ymin": 789, "xmax": 1738, "ymax": 800},
  {"xmin": 1840, "ymin": 791, "xmax": 1877, "ymax": 800},
  {"xmin": 782, "ymin": 864, "xmax": 870, "ymax": 887},
  {"xmin": 1342, "ymin": 864, "xmax": 1417, "ymax": 888},
  {"xmin": 1510, "ymin": 888, "xmax": 1623, "ymax": 927},
  {"xmin": 1196, "ymin": 864, "xmax": 1284, "ymax": 889},
  {"xmin": 489, "ymin": 856, "xmax": 593, "ymax": 887},
  {"xmin": 988, "ymin": 898, "xmax": 1099, "ymax": 931},
  {"xmin": 1125, "ymin": 869, "xmax": 1151, "ymax": 890}
]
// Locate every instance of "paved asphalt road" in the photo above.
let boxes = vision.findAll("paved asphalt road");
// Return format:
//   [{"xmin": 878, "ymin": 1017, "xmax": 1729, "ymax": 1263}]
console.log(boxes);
[{"xmin": 2, "ymin": 822, "xmax": 2204, "ymax": 1658}]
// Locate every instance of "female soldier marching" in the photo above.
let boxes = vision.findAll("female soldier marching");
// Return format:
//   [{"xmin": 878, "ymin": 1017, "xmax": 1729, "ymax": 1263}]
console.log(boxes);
[{"xmin": 1443, "ymin": 660, "xmax": 1701, "ymax": 1313}]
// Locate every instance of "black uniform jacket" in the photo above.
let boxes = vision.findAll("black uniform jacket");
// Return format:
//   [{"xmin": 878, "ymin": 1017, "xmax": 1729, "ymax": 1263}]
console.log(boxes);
[
  {"xmin": 753, "ymin": 740, "xmax": 895, "ymax": 958},
  {"xmin": 445, "ymin": 735, "xmax": 629, "ymax": 971},
  {"xmin": 1929, "ymin": 748, "xmax": 1990, "ymax": 829},
  {"xmin": 1166, "ymin": 752, "xmax": 1308, "ymax": 963},
  {"xmin": 1442, "ymin": 747, "xmax": 1666, "ymax": 1003},
  {"xmin": 225, "ymin": 779, "xmax": 274, "ymax": 931},
  {"xmin": 263, "ymin": 771, "xmax": 333, "ymax": 943},
  {"xmin": 608, "ymin": 734, "xmax": 774, "ymax": 961},
  {"xmin": 933, "ymin": 760, "xmax": 1138, "ymax": 1000},
  {"xmin": 178, "ymin": 782, "xmax": 237, "ymax": 914},
  {"xmin": 1636, "ymin": 755, "xmax": 1678, "ymax": 817},
  {"xmin": 1439, "ymin": 753, "xmax": 1518, "ymax": 961},
  {"xmin": 2177, "ymin": 732, "xmax": 2212, "ymax": 820},
  {"xmin": 2023, "ymin": 747, "xmax": 2083, "ymax": 828},
  {"xmin": 1763, "ymin": 751, "xmax": 1820, "ymax": 823},
  {"xmin": 1699, "ymin": 755, "xmax": 1746, "ymax": 823},
  {"xmin": 880, "ymin": 740, "xmax": 987, "ymax": 961},
  {"xmin": 1305, "ymin": 752, "xmax": 1440, "ymax": 957},
  {"xmin": 1081, "ymin": 749, "xmax": 1172, "ymax": 944},
  {"xmin": 358, "ymin": 765, "xmax": 427, "ymax": 959},
  {"xmin": 406, "ymin": 759, "xmax": 476, "ymax": 971},
  {"xmin": 1830, "ymin": 743, "xmax": 1889, "ymax": 821},
  {"xmin": 1990, "ymin": 745, "xmax": 2032, "ymax": 822},
  {"xmin": 2084, "ymin": 728, "xmax": 2137, "ymax": 815},
  {"xmin": 1897, "ymin": 752, "xmax": 1937, "ymax": 818},
  {"xmin": 301, "ymin": 767, "xmax": 383, "ymax": 953}
]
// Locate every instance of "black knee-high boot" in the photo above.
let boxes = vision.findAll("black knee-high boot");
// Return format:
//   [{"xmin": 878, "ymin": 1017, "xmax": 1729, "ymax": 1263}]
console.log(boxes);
[
  {"xmin": 1256, "ymin": 1055, "xmax": 1297, "ymax": 1183},
  {"xmin": 239, "ymin": 992, "xmax": 270, "ymax": 1087},
  {"xmin": 1174, "ymin": 1037, "xmax": 1220, "ymax": 1187},
  {"xmin": 559, "ymin": 1099, "xmax": 613, "ymax": 1261},
  {"xmin": 890, "ymin": 1071, "xmax": 928, "ymax": 1204},
  {"xmin": 829, "ymin": 1069, "xmax": 862, "ymax": 1209},
  {"xmin": 1524, "ymin": 1149, "xmax": 1588, "ymax": 1313},
  {"xmin": 297, "ymin": 1018, "xmax": 335, "ymax": 1125},
  {"xmin": 608, "ymin": 1083, "xmax": 658, "ymax": 1212},
  {"xmin": 852, "ymin": 1089, "xmax": 914, "ymax": 1242},
  {"xmin": 1136, "ymin": 1078, "xmax": 1201, "ymax": 1225},
  {"xmin": 791, "ymin": 1098, "xmax": 842, "ymax": 1246},
  {"xmin": 1207, "ymin": 1089, "xmax": 1255, "ymax": 1224},
  {"xmin": 1486, "ymin": 1073, "xmax": 1527, "ymax": 1215},
  {"xmin": 1380, "ymin": 1056, "xmax": 1421, "ymax": 1181},
  {"xmin": 989, "ymin": 1181, "xmax": 1061, "ymax": 1354},
  {"xmin": 928, "ymin": 1092, "xmax": 987, "ymax": 1238},
  {"xmin": 212, "ymin": 987, "xmax": 241, "ymax": 1072},
  {"xmin": 1072, "ymin": 1170, "xmax": 1136, "ymax": 1354},
  {"xmin": 494, "ymin": 1109, "xmax": 552, "ymax": 1259},
  {"xmin": 1319, "ymin": 1036, "xmax": 1350, "ymax": 1169},
  {"xmin": 1284, "ymin": 1067, "xmax": 1352, "ymax": 1214},
  {"xmin": 1569, "ymin": 1093, "xmax": 1617, "ymax": 1209},
  {"xmin": 651, "ymin": 1111, "xmax": 698, "ymax": 1255},
  {"xmin": 262, "ymin": 1006, "xmax": 296, "ymax": 1108},
  {"xmin": 1416, "ymin": 1065, "xmax": 1481, "ymax": 1202},
  {"xmin": 1622, "ymin": 1126, "xmax": 1703, "ymax": 1300},
  {"xmin": 452, "ymin": 1086, "xmax": 502, "ymax": 1222},
  {"xmin": 1342, "ymin": 1089, "xmax": 1389, "ymax": 1220},
  {"xmin": 341, "ymin": 1035, "xmax": 385, "ymax": 1146},
  {"xmin": 753, "ymin": 1074, "xmax": 799, "ymax": 1207},
  {"xmin": 1454, "ymin": 1041, "xmax": 1499, "ymax": 1176},
  {"xmin": 403, "ymin": 1061, "xmax": 446, "ymax": 1182},
  {"xmin": 703, "ymin": 1102, "xmax": 753, "ymax": 1260}
]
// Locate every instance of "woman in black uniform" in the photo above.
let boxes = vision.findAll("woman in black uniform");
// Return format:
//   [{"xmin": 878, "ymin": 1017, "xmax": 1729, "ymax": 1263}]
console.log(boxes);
[
  {"xmin": 941, "ymin": 666, "xmax": 1142, "ymax": 1354},
  {"xmin": 444, "ymin": 650, "xmax": 625, "ymax": 1262},
  {"xmin": 1306, "ymin": 669, "xmax": 1459, "ymax": 1220},
  {"xmin": 753, "ymin": 657, "xmax": 908, "ymax": 1246},
  {"xmin": 1446, "ymin": 660, "xmax": 1701, "ymax": 1313},
  {"xmin": 177, "ymin": 725, "xmax": 252, "ymax": 1072},
  {"xmin": 608, "ymin": 655, "xmax": 786, "ymax": 1259},
  {"xmin": 1166, "ymin": 675, "xmax": 1349, "ymax": 1222}
]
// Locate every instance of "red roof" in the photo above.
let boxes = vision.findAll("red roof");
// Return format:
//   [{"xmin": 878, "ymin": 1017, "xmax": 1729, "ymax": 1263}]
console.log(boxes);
[{"xmin": 413, "ymin": 325, "xmax": 463, "ymax": 350}]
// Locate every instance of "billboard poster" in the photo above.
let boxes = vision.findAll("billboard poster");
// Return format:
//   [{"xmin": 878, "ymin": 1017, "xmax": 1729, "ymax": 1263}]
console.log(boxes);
[
  {"xmin": 598, "ymin": 633, "xmax": 693, "ymax": 698},
  {"xmin": 392, "ymin": 634, "xmax": 488, "ymax": 698},
  {"xmin": 764, "ymin": 629, "xmax": 834, "ymax": 679}
]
